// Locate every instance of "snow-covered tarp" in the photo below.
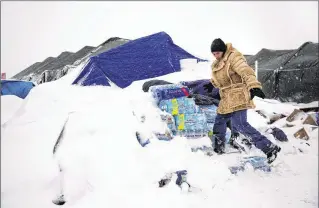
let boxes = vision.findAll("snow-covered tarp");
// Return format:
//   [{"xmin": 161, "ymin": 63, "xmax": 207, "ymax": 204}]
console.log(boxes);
[{"xmin": 72, "ymin": 32, "xmax": 207, "ymax": 88}]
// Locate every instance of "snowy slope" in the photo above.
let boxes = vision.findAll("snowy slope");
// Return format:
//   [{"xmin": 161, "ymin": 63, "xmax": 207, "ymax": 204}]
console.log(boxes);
[
  {"xmin": 1, "ymin": 95, "xmax": 24, "ymax": 125},
  {"xmin": 1, "ymin": 61, "xmax": 318, "ymax": 208}
]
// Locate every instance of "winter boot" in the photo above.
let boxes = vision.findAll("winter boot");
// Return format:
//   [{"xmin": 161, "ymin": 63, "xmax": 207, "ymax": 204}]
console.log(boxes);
[
  {"xmin": 229, "ymin": 133, "xmax": 252, "ymax": 152},
  {"xmin": 214, "ymin": 135, "xmax": 226, "ymax": 154},
  {"xmin": 229, "ymin": 132, "xmax": 240, "ymax": 149},
  {"xmin": 266, "ymin": 145, "xmax": 281, "ymax": 164}
]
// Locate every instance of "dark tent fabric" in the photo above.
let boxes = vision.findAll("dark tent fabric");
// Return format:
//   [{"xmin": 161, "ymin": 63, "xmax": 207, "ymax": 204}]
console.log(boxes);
[
  {"xmin": 180, "ymin": 79, "xmax": 220, "ymax": 99},
  {"xmin": 246, "ymin": 42, "xmax": 319, "ymax": 103},
  {"xmin": 72, "ymin": 32, "xmax": 207, "ymax": 88},
  {"xmin": 189, "ymin": 94, "xmax": 220, "ymax": 106},
  {"xmin": 1, "ymin": 80, "xmax": 35, "ymax": 99},
  {"xmin": 142, "ymin": 80, "xmax": 173, "ymax": 92}
]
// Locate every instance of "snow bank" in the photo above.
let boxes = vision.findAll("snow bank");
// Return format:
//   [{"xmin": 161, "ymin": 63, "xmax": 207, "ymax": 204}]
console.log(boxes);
[
  {"xmin": 1, "ymin": 95, "xmax": 24, "ymax": 125},
  {"xmin": 1, "ymin": 60, "xmax": 318, "ymax": 208}
]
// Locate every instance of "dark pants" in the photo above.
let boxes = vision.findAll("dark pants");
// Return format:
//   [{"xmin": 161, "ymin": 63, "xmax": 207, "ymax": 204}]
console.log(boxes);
[
  {"xmin": 213, "ymin": 109, "xmax": 274, "ymax": 154},
  {"xmin": 226, "ymin": 120, "xmax": 239, "ymax": 136}
]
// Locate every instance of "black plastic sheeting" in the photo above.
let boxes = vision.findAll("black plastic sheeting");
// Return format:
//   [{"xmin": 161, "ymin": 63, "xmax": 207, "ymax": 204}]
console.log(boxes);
[
  {"xmin": 246, "ymin": 42, "xmax": 319, "ymax": 103},
  {"xmin": 12, "ymin": 46, "xmax": 95, "ymax": 83},
  {"xmin": 12, "ymin": 37, "xmax": 130, "ymax": 84},
  {"xmin": 142, "ymin": 80, "xmax": 173, "ymax": 92}
]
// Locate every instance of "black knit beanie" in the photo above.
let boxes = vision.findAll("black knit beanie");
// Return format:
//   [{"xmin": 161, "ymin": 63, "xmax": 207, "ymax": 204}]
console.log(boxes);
[{"xmin": 210, "ymin": 38, "xmax": 226, "ymax": 53}]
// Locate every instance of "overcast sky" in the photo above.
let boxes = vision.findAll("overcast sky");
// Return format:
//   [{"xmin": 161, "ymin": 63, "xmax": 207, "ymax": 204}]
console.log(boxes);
[{"xmin": 1, "ymin": 1, "xmax": 318, "ymax": 78}]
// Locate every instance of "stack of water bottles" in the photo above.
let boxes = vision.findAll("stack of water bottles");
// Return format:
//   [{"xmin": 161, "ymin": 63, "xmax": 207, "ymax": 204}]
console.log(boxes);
[
  {"xmin": 150, "ymin": 83, "xmax": 191, "ymax": 105},
  {"xmin": 196, "ymin": 105, "xmax": 232, "ymax": 141},
  {"xmin": 150, "ymin": 84, "xmax": 213, "ymax": 139}
]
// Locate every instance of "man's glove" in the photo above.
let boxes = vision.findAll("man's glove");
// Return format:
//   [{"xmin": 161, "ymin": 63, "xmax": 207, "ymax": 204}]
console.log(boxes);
[
  {"xmin": 250, "ymin": 88, "xmax": 266, "ymax": 99},
  {"xmin": 203, "ymin": 83, "xmax": 214, "ymax": 93}
]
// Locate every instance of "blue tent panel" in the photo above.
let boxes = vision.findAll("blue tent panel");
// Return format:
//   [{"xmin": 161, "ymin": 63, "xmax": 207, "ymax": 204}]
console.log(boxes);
[
  {"xmin": 73, "ymin": 60, "xmax": 110, "ymax": 86},
  {"xmin": 1, "ymin": 80, "xmax": 35, "ymax": 99},
  {"xmin": 73, "ymin": 32, "xmax": 207, "ymax": 88}
]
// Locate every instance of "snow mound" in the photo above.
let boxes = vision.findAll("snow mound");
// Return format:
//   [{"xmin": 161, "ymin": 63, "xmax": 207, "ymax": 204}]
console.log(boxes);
[
  {"xmin": 1, "ymin": 60, "xmax": 318, "ymax": 208},
  {"xmin": 1, "ymin": 95, "xmax": 24, "ymax": 125}
]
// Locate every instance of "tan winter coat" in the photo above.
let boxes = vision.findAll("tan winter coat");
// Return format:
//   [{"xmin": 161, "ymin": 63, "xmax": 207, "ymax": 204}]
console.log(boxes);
[{"xmin": 211, "ymin": 43, "xmax": 262, "ymax": 114}]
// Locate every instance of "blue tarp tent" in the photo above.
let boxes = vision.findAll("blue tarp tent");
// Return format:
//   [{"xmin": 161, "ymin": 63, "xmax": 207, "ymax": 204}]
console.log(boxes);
[
  {"xmin": 73, "ymin": 32, "xmax": 207, "ymax": 88},
  {"xmin": 1, "ymin": 80, "xmax": 35, "ymax": 99}
]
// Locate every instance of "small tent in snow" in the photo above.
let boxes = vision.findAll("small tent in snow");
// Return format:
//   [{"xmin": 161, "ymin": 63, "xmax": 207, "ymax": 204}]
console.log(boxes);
[
  {"xmin": 1, "ymin": 80, "xmax": 35, "ymax": 99},
  {"xmin": 72, "ymin": 32, "xmax": 207, "ymax": 88}
]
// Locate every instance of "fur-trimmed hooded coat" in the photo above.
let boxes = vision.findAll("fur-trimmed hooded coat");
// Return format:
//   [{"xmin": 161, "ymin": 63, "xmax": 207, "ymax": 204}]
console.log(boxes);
[{"xmin": 210, "ymin": 43, "xmax": 262, "ymax": 114}]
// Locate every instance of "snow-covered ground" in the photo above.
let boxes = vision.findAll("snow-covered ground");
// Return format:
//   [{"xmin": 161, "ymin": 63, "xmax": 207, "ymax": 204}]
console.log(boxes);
[
  {"xmin": 1, "ymin": 61, "xmax": 318, "ymax": 208},
  {"xmin": 1, "ymin": 95, "xmax": 23, "ymax": 125}
]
